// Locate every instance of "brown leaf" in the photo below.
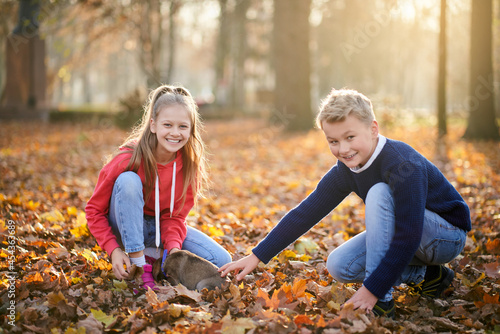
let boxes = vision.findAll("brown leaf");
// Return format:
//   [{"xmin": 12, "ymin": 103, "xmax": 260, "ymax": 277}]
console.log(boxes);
[
  {"xmin": 77, "ymin": 314, "xmax": 104, "ymax": 334},
  {"xmin": 482, "ymin": 261, "xmax": 500, "ymax": 278},
  {"xmin": 173, "ymin": 284, "xmax": 202, "ymax": 302}
]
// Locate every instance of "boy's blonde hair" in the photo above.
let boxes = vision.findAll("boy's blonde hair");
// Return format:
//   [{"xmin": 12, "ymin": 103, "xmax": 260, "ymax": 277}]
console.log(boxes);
[{"xmin": 316, "ymin": 88, "xmax": 375, "ymax": 128}]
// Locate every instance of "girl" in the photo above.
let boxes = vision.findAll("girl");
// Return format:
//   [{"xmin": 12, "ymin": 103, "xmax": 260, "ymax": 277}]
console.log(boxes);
[{"xmin": 86, "ymin": 85, "xmax": 231, "ymax": 289}]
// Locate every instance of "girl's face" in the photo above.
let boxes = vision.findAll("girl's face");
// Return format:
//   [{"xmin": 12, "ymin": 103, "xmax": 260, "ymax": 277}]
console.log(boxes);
[
  {"xmin": 322, "ymin": 115, "xmax": 379, "ymax": 169},
  {"xmin": 150, "ymin": 104, "xmax": 192, "ymax": 164}
]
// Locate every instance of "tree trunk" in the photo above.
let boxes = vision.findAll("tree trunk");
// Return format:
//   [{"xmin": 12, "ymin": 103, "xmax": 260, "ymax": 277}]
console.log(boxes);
[
  {"xmin": 214, "ymin": 0, "xmax": 229, "ymax": 106},
  {"xmin": 437, "ymin": 0, "xmax": 447, "ymax": 137},
  {"xmin": 166, "ymin": 0, "xmax": 181, "ymax": 83},
  {"xmin": 273, "ymin": 0, "xmax": 312, "ymax": 132},
  {"xmin": 463, "ymin": 0, "xmax": 500, "ymax": 140},
  {"xmin": 229, "ymin": 0, "xmax": 250, "ymax": 110},
  {"xmin": 0, "ymin": 0, "xmax": 48, "ymax": 120}
]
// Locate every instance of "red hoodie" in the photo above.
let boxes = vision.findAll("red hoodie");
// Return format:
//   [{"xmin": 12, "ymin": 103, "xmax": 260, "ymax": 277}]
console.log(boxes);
[{"xmin": 85, "ymin": 148, "xmax": 194, "ymax": 255}]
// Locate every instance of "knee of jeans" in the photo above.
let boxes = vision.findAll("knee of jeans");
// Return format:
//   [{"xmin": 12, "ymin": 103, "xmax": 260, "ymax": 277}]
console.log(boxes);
[
  {"xmin": 115, "ymin": 171, "xmax": 143, "ymax": 195},
  {"xmin": 326, "ymin": 252, "xmax": 351, "ymax": 283},
  {"xmin": 366, "ymin": 183, "xmax": 393, "ymax": 209},
  {"xmin": 216, "ymin": 251, "xmax": 232, "ymax": 268}
]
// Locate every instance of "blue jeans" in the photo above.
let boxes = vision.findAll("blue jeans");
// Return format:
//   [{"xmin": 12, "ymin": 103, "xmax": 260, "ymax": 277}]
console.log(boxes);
[
  {"xmin": 108, "ymin": 171, "xmax": 231, "ymax": 267},
  {"xmin": 327, "ymin": 183, "xmax": 466, "ymax": 302}
]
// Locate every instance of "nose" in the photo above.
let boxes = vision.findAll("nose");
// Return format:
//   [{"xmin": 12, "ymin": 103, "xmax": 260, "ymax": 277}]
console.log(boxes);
[
  {"xmin": 170, "ymin": 127, "xmax": 180, "ymax": 136},
  {"xmin": 339, "ymin": 141, "xmax": 349, "ymax": 154}
]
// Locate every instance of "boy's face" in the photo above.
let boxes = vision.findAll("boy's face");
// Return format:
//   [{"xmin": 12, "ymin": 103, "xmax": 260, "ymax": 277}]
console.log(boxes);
[{"xmin": 322, "ymin": 115, "xmax": 379, "ymax": 169}]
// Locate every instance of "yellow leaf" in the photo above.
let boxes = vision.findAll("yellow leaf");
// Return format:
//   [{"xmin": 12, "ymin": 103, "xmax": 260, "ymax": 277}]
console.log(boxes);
[
  {"xmin": 287, "ymin": 181, "xmax": 301, "ymax": 191},
  {"xmin": 67, "ymin": 206, "xmax": 78, "ymax": 216},
  {"xmin": 70, "ymin": 213, "xmax": 89, "ymax": 238},
  {"xmin": 40, "ymin": 210, "xmax": 65, "ymax": 223},
  {"xmin": 113, "ymin": 280, "xmax": 128, "ymax": 290},
  {"xmin": 298, "ymin": 254, "xmax": 312, "ymax": 262},
  {"xmin": 208, "ymin": 225, "xmax": 224, "ymax": 237},
  {"xmin": 26, "ymin": 200, "xmax": 41, "ymax": 211},
  {"xmin": 8, "ymin": 195, "xmax": 22, "ymax": 206},
  {"xmin": 294, "ymin": 238, "xmax": 318, "ymax": 254},
  {"xmin": 277, "ymin": 249, "xmax": 296, "ymax": 263},
  {"xmin": 327, "ymin": 300, "xmax": 341, "ymax": 311},
  {"xmin": 221, "ymin": 312, "xmax": 256, "ymax": 334},
  {"xmin": 91, "ymin": 309, "xmax": 116, "ymax": 327},
  {"xmin": 71, "ymin": 277, "xmax": 82, "ymax": 284},
  {"xmin": 81, "ymin": 249, "xmax": 98, "ymax": 263},
  {"xmin": 168, "ymin": 304, "xmax": 191, "ymax": 318},
  {"xmin": 46, "ymin": 291, "xmax": 67, "ymax": 307}
]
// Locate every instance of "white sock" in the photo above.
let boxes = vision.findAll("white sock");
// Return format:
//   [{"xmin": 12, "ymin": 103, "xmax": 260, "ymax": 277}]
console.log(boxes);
[
  {"xmin": 130, "ymin": 255, "xmax": 147, "ymax": 267},
  {"xmin": 143, "ymin": 247, "xmax": 163, "ymax": 259}
]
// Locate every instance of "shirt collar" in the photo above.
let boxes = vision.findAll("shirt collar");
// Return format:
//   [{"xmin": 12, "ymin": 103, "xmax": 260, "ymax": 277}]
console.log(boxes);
[{"xmin": 350, "ymin": 135, "xmax": 387, "ymax": 173}]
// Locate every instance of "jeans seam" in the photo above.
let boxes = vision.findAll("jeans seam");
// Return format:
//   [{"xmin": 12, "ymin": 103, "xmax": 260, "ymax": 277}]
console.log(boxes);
[{"xmin": 344, "ymin": 251, "xmax": 366, "ymax": 281}]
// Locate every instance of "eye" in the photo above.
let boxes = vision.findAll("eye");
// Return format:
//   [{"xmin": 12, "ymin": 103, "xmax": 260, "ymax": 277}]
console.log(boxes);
[
  {"xmin": 163, "ymin": 123, "xmax": 172, "ymax": 127},
  {"xmin": 180, "ymin": 124, "xmax": 189, "ymax": 129},
  {"xmin": 347, "ymin": 136, "xmax": 355, "ymax": 140},
  {"xmin": 329, "ymin": 140, "xmax": 338, "ymax": 145}
]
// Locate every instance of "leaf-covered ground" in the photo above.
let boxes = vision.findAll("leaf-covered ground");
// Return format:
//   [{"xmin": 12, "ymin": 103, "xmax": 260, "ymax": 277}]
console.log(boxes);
[{"xmin": 1, "ymin": 118, "xmax": 499, "ymax": 333}]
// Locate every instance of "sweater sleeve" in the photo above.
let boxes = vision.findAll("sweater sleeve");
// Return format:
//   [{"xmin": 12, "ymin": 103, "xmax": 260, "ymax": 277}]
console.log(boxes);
[
  {"xmin": 363, "ymin": 160, "xmax": 427, "ymax": 299},
  {"xmin": 252, "ymin": 165, "xmax": 351, "ymax": 263},
  {"xmin": 85, "ymin": 156, "xmax": 129, "ymax": 255}
]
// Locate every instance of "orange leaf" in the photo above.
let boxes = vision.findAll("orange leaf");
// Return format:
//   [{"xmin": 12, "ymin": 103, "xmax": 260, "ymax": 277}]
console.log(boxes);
[
  {"xmin": 294, "ymin": 314, "xmax": 314, "ymax": 326},
  {"xmin": 291, "ymin": 278, "xmax": 307, "ymax": 298},
  {"xmin": 485, "ymin": 239, "xmax": 500, "ymax": 255},
  {"xmin": 315, "ymin": 315, "xmax": 327, "ymax": 328},
  {"xmin": 483, "ymin": 293, "xmax": 500, "ymax": 304}
]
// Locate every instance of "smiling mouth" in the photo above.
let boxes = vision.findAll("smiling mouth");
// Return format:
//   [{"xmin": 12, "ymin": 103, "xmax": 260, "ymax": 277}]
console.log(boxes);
[
  {"xmin": 167, "ymin": 139, "xmax": 181, "ymax": 143},
  {"xmin": 343, "ymin": 153, "xmax": 357, "ymax": 160}
]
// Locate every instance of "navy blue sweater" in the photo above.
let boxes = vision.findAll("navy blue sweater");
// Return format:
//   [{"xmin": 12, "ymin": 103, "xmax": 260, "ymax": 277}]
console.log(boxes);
[{"xmin": 252, "ymin": 138, "xmax": 471, "ymax": 299}]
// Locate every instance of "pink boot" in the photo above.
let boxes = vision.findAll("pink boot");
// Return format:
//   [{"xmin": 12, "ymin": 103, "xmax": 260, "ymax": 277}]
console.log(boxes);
[{"xmin": 141, "ymin": 264, "xmax": 157, "ymax": 290}]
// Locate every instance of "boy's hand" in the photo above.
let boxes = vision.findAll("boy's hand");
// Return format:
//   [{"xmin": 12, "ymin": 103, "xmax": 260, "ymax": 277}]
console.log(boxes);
[
  {"xmin": 344, "ymin": 285, "xmax": 378, "ymax": 313},
  {"xmin": 110, "ymin": 248, "xmax": 131, "ymax": 280},
  {"xmin": 218, "ymin": 253, "xmax": 260, "ymax": 281}
]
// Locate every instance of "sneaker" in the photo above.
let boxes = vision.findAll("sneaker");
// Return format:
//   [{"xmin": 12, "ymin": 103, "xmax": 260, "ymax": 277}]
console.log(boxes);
[
  {"xmin": 372, "ymin": 299, "xmax": 395, "ymax": 319},
  {"xmin": 140, "ymin": 264, "xmax": 157, "ymax": 290},
  {"xmin": 145, "ymin": 255, "xmax": 157, "ymax": 266},
  {"xmin": 408, "ymin": 265, "xmax": 454, "ymax": 298}
]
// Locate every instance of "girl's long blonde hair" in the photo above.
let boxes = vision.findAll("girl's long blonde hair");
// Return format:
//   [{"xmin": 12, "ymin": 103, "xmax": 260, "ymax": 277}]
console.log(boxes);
[{"xmin": 117, "ymin": 84, "xmax": 208, "ymax": 210}]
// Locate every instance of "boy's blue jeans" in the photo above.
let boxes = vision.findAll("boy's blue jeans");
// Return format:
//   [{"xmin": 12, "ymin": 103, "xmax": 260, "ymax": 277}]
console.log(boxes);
[
  {"xmin": 327, "ymin": 183, "xmax": 467, "ymax": 302},
  {"xmin": 108, "ymin": 171, "xmax": 231, "ymax": 267}
]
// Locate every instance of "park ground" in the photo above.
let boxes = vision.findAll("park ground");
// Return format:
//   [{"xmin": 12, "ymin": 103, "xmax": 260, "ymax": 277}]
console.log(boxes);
[{"xmin": 0, "ymin": 118, "xmax": 499, "ymax": 333}]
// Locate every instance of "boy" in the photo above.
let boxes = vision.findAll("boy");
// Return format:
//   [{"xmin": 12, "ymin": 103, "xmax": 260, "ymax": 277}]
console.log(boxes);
[{"xmin": 219, "ymin": 89, "xmax": 470, "ymax": 318}]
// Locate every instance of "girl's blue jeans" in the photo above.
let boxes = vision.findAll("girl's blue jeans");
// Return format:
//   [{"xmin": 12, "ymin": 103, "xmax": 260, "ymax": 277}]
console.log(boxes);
[
  {"xmin": 327, "ymin": 182, "xmax": 467, "ymax": 302},
  {"xmin": 108, "ymin": 171, "xmax": 231, "ymax": 267}
]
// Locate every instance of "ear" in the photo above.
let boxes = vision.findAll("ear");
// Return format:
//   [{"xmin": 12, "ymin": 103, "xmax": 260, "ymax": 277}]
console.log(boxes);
[
  {"xmin": 370, "ymin": 120, "xmax": 379, "ymax": 138},
  {"xmin": 150, "ymin": 118, "xmax": 156, "ymax": 134}
]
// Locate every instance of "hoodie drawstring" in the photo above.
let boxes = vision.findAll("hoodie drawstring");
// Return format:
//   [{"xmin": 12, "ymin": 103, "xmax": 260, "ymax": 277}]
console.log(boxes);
[{"xmin": 155, "ymin": 161, "xmax": 177, "ymax": 249}]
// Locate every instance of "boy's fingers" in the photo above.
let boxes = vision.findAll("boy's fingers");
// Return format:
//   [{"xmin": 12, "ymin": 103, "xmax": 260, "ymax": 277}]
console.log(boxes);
[
  {"xmin": 218, "ymin": 263, "xmax": 230, "ymax": 272},
  {"xmin": 220, "ymin": 264, "xmax": 237, "ymax": 277}
]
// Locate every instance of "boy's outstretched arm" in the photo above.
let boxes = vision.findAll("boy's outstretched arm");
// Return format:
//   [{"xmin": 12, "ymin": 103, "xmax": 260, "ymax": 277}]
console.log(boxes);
[{"xmin": 218, "ymin": 253, "xmax": 260, "ymax": 281}]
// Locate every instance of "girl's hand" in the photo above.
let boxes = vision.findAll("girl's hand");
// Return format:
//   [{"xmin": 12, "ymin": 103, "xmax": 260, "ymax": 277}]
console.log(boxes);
[
  {"xmin": 110, "ymin": 248, "xmax": 131, "ymax": 280},
  {"xmin": 343, "ymin": 285, "xmax": 378, "ymax": 313},
  {"xmin": 169, "ymin": 248, "xmax": 180, "ymax": 254},
  {"xmin": 218, "ymin": 253, "xmax": 260, "ymax": 281}
]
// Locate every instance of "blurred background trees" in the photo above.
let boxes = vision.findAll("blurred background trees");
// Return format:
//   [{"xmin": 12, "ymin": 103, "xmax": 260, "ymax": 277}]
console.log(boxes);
[{"xmin": 0, "ymin": 0, "xmax": 499, "ymax": 138}]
